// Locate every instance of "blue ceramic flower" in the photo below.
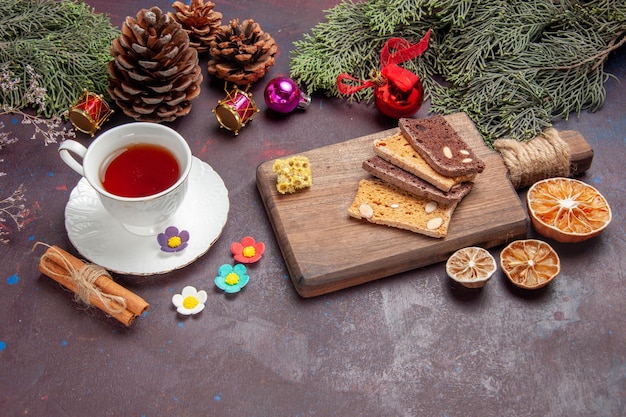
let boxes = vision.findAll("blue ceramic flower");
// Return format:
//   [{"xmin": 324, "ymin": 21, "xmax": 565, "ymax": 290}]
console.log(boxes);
[
  {"xmin": 214, "ymin": 263, "xmax": 249, "ymax": 293},
  {"xmin": 157, "ymin": 226, "xmax": 189, "ymax": 252}
]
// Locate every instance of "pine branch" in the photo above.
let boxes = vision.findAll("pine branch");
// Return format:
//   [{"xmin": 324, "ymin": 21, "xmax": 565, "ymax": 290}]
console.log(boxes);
[
  {"xmin": 289, "ymin": 0, "xmax": 626, "ymax": 144},
  {"xmin": 0, "ymin": 0, "xmax": 119, "ymax": 117},
  {"xmin": 549, "ymin": 29, "xmax": 626, "ymax": 71}
]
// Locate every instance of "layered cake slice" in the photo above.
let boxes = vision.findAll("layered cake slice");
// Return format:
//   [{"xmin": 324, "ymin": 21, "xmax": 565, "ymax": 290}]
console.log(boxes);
[
  {"xmin": 373, "ymin": 132, "xmax": 475, "ymax": 192},
  {"xmin": 362, "ymin": 156, "xmax": 473, "ymax": 205},
  {"xmin": 399, "ymin": 115, "xmax": 485, "ymax": 177}
]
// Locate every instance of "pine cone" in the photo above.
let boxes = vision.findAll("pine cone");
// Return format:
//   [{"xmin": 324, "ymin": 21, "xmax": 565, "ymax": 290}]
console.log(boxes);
[
  {"xmin": 207, "ymin": 18, "xmax": 278, "ymax": 85},
  {"xmin": 169, "ymin": 0, "xmax": 222, "ymax": 54},
  {"xmin": 107, "ymin": 6, "xmax": 203, "ymax": 122}
]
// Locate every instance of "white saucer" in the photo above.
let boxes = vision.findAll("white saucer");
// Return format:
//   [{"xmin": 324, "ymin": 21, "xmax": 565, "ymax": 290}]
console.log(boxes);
[{"xmin": 65, "ymin": 157, "xmax": 229, "ymax": 275}]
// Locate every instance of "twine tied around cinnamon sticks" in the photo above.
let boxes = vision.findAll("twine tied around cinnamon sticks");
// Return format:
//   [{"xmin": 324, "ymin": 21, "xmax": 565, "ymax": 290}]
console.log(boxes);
[
  {"xmin": 45, "ymin": 251, "xmax": 126, "ymax": 313},
  {"xmin": 35, "ymin": 243, "xmax": 149, "ymax": 326},
  {"xmin": 493, "ymin": 128, "xmax": 571, "ymax": 189}
]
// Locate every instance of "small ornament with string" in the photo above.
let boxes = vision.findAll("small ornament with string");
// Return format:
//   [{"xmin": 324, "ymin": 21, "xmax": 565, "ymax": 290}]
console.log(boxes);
[
  {"xmin": 337, "ymin": 29, "xmax": 431, "ymax": 119},
  {"xmin": 263, "ymin": 77, "xmax": 311, "ymax": 114}
]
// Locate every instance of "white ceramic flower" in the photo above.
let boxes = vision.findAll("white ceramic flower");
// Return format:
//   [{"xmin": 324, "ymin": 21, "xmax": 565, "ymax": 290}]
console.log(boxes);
[{"xmin": 172, "ymin": 286, "xmax": 207, "ymax": 315}]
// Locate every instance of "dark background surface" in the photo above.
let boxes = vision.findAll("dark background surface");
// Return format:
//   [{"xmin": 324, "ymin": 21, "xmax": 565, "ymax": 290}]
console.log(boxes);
[{"xmin": 1, "ymin": 1, "xmax": 624, "ymax": 416}]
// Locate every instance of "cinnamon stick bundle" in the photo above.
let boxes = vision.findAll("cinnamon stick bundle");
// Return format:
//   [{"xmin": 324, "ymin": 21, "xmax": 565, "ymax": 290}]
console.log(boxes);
[{"xmin": 37, "ymin": 245, "xmax": 149, "ymax": 326}]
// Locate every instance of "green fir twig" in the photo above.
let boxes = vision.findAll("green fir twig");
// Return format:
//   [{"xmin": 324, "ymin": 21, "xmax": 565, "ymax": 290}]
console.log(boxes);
[
  {"xmin": 290, "ymin": 0, "xmax": 626, "ymax": 145},
  {"xmin": 0, "ymin": 0, "xmax": 119, "ymax": 117}
]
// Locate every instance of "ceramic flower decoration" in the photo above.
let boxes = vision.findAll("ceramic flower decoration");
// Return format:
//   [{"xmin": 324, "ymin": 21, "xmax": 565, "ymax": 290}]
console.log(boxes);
[
  {"xmin": 231, "ymin": 236, "xmax": 265, "ymax": 263},
  {"xmin": 172, "ymin": 286, "xmax": 207, "ymax": 315},
  {"xmin": 215, "ymin": 263, "xmax": 249, "ymax": 293},
  {"xmin": 158, "ymin": 226, "xmax": 189, "ymax": 252}
]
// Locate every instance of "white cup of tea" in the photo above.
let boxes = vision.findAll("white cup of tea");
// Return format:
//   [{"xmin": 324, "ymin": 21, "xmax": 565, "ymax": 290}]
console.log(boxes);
[{"xmin": 59, "ymin": 122, "xmax": 193, "ymax": 236}]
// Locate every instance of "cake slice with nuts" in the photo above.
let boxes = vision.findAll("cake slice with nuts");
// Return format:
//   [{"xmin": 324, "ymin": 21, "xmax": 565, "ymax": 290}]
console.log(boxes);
[
  {"xmin": 347, "ymin": 178, "xmax": 458, "ymax": 238},
  {"xmin": 399, "ymin": 115, "xmax": 485, "ymax": 177},
  {"xmin": 373, "ymin": 132, "xmax": 475, "ymax": 192},
  {"xmin": 362, "ymin": 156, "xmax": 473, "ymax": 205}
]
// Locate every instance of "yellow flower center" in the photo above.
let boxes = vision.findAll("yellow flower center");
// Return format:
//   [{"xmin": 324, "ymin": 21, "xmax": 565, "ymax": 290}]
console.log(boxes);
[
  {"xmin": 167, "ymin": 236, "xmax": 182, "ymax": 248},
  {"xmin": 225, "ymin": 272, "xmax": 240, "ymax": 286},
  {"xmin": 242, "ymin": 246, "xmax": 256, "ymax": 258},
  {"xmin": 182, "ymin": 296, "xmax": 199, "ymax": 310}
]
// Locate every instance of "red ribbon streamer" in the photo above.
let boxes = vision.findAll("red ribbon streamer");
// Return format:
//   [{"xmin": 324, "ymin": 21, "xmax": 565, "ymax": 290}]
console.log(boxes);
[{"xmin": 336, "ymin": 29, "xmax": 432, "ymax": 95}]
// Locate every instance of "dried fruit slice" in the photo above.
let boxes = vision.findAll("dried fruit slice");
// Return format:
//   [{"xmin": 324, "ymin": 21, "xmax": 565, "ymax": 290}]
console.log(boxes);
[
  {"xmin": 527, "ymin": 177, "xmax": 611, "ymax": 243},
  {"xmin": 446, "ymin": 246, "xmax": 497, "ymax": 288},
  {"xmin": 500, "ymin": 239, "xmax": 560, "ymax": 290}
]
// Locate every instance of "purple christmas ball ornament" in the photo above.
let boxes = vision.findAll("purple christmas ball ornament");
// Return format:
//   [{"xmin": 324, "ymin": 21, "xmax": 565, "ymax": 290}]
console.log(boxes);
[{"xmin": 263, "ymin": 77, "xmax": 311, "ymax": 113}]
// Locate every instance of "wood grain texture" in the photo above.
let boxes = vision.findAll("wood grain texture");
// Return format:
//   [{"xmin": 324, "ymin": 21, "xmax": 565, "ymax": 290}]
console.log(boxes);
[
  {"xmin": 560, "ymin": 129, "xmax": 594, "ymax": 176},
  {"xmin": 257, "ymin": 113, "xmax": 529, "ymax": 297}
]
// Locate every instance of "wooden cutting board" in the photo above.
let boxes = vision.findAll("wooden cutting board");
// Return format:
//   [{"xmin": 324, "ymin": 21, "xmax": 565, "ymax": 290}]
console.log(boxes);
[{"xmin": 256, "ymin": 113, "xmax": 580, "ymax": 297}]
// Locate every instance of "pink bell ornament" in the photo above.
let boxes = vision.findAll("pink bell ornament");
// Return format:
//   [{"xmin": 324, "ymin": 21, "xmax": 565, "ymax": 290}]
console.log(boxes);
[{"xmin": 263, "ymin": 77, "xmax": 311, "ymax": 113}]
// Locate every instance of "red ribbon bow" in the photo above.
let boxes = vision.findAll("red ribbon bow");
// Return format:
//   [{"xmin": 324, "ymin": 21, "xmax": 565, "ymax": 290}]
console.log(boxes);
[{"xmin": 336, "ymin": 29, "xmax": 432, "ymax": 96}]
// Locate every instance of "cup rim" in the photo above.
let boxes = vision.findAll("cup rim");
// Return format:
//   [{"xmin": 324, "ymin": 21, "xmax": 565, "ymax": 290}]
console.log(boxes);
[{"xmin": 83, "ymin": 122, "xmax": 193, "ymax": 202}]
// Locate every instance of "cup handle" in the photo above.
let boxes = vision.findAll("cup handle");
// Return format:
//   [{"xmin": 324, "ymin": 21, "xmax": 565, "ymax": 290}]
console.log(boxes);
[{"xmin": 58, "ymin": 140, "xmax": 88, "ymax": 176}]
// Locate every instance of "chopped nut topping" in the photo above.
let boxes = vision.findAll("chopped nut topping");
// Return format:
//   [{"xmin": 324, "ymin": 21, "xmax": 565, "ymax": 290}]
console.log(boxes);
[
  {"xmin": 462, "ymin": 158, "xmax": 473, "ymax": 163},
  {"xmin": 459, "ymin": 149, "xmax": 470, "ymax": 155},
  {"xmin": 443, "ymin": 146, "xmax": 453, "ymax": 159}
]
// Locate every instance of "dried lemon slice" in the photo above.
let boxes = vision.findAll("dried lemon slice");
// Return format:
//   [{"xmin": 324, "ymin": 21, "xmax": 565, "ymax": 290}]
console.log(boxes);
[
  {"xmin": 446, "ymin": 246, "xmax": 497, "ymax": 288},
  {"xmin": 527, "ymin": 177, "xmax": 611, "ymax": 243},
  {"xmin": 500, "ymin": 239, "xmax": 560, "ymax": 290}
]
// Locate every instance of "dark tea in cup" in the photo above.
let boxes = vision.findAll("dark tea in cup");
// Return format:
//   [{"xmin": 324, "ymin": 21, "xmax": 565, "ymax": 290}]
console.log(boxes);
[
  {"xmin": 59, "ymin": 122, "xmax": 192, "ymax": 235},
  {"xmin": 101, "ymin": 143, "xmax": 180, "ymax": 198}
]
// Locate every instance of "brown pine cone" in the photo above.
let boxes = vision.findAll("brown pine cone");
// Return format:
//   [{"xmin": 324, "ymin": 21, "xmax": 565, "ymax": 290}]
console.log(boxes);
[
  {"xmin": 207, "ymin": 18, "xmax": 278, "ymax": 85},
  {"xmin": 169, "ymin": 0, "xmax": 222, "ymax": 54},
  {"xmin": 107, "ymin": 6, "xmax": 203, "ymax": 122}
]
